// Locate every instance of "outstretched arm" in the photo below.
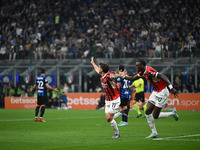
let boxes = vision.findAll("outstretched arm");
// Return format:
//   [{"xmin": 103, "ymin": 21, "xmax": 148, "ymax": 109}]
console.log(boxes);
[
  {"xmin": 123, "ymin": 73, "xmax": 140, "ymax": 81},
  {"xmin": 91, "ymin": 57, "xmax": 100, "ymax": 74},
  {"xmin": 45, "ymin": 83, "xmax": 59, "ymax": 93},
  {"xmin": 157, "ymin": 73, "xmax": 179, "ymax": 98}
]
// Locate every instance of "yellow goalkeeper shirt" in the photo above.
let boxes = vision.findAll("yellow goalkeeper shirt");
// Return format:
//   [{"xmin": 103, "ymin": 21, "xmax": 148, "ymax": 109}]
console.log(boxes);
[{"xmin": 132, "ymin": 78, "xmax": 144, "ymax": 93}]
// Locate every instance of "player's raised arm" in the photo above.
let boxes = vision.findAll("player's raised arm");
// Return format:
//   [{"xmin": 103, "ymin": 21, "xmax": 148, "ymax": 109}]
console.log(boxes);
[
  {"xmin": 157, "ymin": 73, "xmax": 179, "ymax": 98},
  {"xmin": 91, "ymin": 57, "xmax": 100, "ymax": 74}
]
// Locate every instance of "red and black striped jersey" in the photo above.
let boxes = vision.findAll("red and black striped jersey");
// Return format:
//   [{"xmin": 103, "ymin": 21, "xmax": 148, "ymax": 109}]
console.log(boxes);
[
  {"xmin": 100, "ymin": 72, "xmax": 120, "ymax": 101},
  {"xmin": 137, "ymin": 66, "xmax": 167, "ymax": 92}
]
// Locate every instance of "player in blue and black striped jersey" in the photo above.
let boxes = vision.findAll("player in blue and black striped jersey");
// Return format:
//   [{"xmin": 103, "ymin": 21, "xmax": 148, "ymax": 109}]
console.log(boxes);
[
  {"xmin": 114, "ymin": 65, "xmax": 132, "ymax": 126},
  {"xmin": 31, "ymin": 68, "xmax": 58, "ymax": 122}
]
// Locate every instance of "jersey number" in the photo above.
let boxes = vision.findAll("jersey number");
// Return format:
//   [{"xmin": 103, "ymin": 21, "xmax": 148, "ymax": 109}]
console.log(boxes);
[
  {"xmin": 112, "ymin": 103, "xmax": 116, "ymax": 108},
  {"xmin": 123, "ymin": 80, "xmax": 128, "ymax": 88},
  {"xmin": 157, "ymin": 97, "xmax": 162, "ymax": 102},
  {"xmin": 37, "ymin": 81, "xmax": 44, "ymax": 89}
]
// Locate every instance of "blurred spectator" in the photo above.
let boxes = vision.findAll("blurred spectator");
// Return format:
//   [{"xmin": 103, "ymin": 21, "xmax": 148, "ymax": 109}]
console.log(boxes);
[
  {"xmin": 58, "ymin": 91, "xmax": 68, "ymax": 108},
  {"xmin": 21, "ymin": 90, "xmax": 28, "ymax": 97},
  {"xmin": 0, "ymin": 45, "xmax": 6, "ymax": 60},
  {"xmin": 181, "ymin": 83, "xmax": 189, "ymax": 93},
  {"xmin": 9, "ymin": 45, "xmax": 17, "ymax": 61},
  {"xmin": 35, "ymin": 44, "xmax": 43, "ymax": 60},
  {"xmin": 105, "ymin": 42, "xmax": 114, "ymax": 59},
  {"xmin": 188, "ymin": 84, "xmax": 197, "ymax": 93},
  {"xmin": 63, "ymin": 83, "xmax": 70, "ymax": 93},
  {"xmin": 123, "ymin": 43, "xmax": 133, "ymax": 58},
  {"xmin": 59, "ymin": 44, "xmax": 68, "ymax": 60},
  {"xmin": 94, "ymin": 85, "xmax": 102, "ymax": 93}
]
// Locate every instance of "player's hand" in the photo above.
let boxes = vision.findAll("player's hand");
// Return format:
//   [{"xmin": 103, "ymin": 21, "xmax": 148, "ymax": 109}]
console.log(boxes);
[
  {"xmin": 54, "ymin": 88, "xmax": 59, "ymax": 93},
  {"xmin": 91, "ymin": 57, "xmax": 94, "ymax": 64},
  {"xmin": 119, "ymin": 70, "xmax": 127, "ymax": 77},
  {"xmin": 170, "ymin": 88, "xmax": 179, "ymax": 98}
]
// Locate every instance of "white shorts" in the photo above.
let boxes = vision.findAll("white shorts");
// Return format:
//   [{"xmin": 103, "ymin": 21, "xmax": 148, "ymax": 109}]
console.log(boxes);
[
  {"xmin": 149, "ymin": 87, "xmax": 169, "ymax": 108},
  {"xmin": 105, "ymin": 97, "xmax": 121, "ymax": 114}
]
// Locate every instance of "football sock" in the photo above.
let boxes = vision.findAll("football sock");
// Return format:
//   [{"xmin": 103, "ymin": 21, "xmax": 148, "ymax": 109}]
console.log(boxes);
[
  {"xmin": 110, "ymin": 119, "xmax": 119, "ymax": 134},
  {"xmin": 40, "ymin": 106, "xmax": 45, "ymax": 118},
  {"xmin": 35, "ymin": 106, "xmax": 40, "ymax": 117},
  {"xmin": 133, "ymin": 104, "xmax": 141, "ymax": 115},
  {"xmin": 158, "ymin": 112, "xmax": 174, "ymax": 119},
  {"xmin": 123, "ymin": 109, "xmax": 128, "ymax": 122},
  {"xmin": 146, "ymin": 114, "xmax": 157, "ymax": 134},
  {"xmin": 143, "ymin": 104, "xmax": 147, "ymax": 116},
  {"xmin": 127, "ymin": 105, "xmax": 130, "ymax": 112},
  {"xmin": 122, "ymin": 114, "xmax": 125, "ymax": 122},
  {"xmin": 114, "ymin": 112, "xmax": 122, "ymax": 119}
]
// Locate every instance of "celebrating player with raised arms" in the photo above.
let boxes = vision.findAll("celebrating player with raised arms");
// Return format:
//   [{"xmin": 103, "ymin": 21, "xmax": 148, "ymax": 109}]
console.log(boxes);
[
  {"xmin": 120, "ymin": 59, "xmax": 179, "ymax": 138},
  {"xmin": 91, "ymin": 57, "xmax": 122, "ymax": 138}
]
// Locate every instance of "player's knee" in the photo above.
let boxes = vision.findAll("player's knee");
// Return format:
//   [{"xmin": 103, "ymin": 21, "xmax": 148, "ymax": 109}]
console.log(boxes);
[
  {"xmin": 153, "ymin": 114, "xmax": 159, "ymax": 119},
  {"xmin": 106, "ymin": 118, "xmax": 112, "ymax": 122},
  {"xmin": 145, "ymin": 110, "xmax": 151, "ymax": 115},
  {"xmin": 106, "ymin": 116, "xmax": 112, "ymax": 122}
]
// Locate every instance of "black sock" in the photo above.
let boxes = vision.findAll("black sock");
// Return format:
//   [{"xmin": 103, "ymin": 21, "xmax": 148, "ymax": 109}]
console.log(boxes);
[
  {"xmin": 124, "ymin": 109, "xmax": 129, "ymax": 122},
  {"xmin": 40, "ymin": 106, "xmax": 45, "ymax": 118},
  {"xmin": 35, "ymin": 106, "xmax": 40, "ymax": 117},
  {"xmin": 127, "ymin": 105, "xmax": 130, "ymax": 112},
  {"xmin": 122, "ymin": 113, "xmax": 125, "ymax": 122}
]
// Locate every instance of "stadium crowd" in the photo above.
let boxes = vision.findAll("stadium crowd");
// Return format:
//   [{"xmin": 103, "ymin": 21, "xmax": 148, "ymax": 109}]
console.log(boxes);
[{"xmin": 0, "ymin": 0, "xmax": 200, "ymax": 60}]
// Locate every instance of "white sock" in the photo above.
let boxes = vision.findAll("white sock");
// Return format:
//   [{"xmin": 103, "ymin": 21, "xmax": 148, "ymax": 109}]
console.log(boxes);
[
  {"xmin": 158, "ymin": 112, "xmax": 174, "ymax": 119},
  {"xmin": 110, "ymin": 119, "xmax": 119, "ymax": 134},
  {"xmin": 113, "ymin": 112, "xmax": 122, "ymax": 119},
  {"xmin": 146, "ymin": 114, "xmax": 157, "ymax": 134}
]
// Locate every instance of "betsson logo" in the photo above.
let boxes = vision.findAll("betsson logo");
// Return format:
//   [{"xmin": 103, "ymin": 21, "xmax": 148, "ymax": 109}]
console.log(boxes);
[
  {"xmin": 68, "ymin": 97, "xmax": 100, "ymax": 105},
  {"xmin": 11, "ymin": 98, "xmax": 37, "ymax": 104}
]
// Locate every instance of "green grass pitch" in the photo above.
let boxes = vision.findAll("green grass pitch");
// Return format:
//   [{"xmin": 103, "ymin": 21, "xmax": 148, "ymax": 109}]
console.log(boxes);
[{"xmin": 0, "ymin": 109, "xmax": 199, "ymax": 150}]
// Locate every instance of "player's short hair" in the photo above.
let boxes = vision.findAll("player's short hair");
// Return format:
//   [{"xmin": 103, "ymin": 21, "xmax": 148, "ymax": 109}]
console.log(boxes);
[
  {"xmin": 118, "ymin": 64, "xmax": 124, "ymax": 71},
  {"xmin": 99, "ymin": 63, "xmax": 109, "ymax": 73},
  {"xmin": 41, "ymin": 68, "xmax": 45, "ymax": 74},
  {"xmin": 137, "ymin": 59, "xmax": 146, "ymax": 66}
]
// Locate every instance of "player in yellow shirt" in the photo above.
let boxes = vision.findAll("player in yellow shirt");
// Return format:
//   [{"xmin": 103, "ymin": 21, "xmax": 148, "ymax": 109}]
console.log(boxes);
[{"xmin": 129, "ymin": 77, "xmax": 147, "ymax": 118}]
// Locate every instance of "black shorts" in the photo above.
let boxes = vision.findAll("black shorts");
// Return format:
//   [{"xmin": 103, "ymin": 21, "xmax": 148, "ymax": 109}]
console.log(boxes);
[
  {"xmin": 134, "ymin": 92, "xmax": 145, "ymax": 102},
  {"xmin": 120, "ymin": 98, "xmax": 129, "ymax": 107},
  {"xmin": 37, "ymin": 96, "xmax": 48, "ymax": 105}
]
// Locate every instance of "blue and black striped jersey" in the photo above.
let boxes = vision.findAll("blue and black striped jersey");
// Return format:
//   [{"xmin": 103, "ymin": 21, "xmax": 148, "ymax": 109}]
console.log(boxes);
[
  {"xmin": 117, "ymin": 78, "xmax": 132, "ymax": 99},
  {"xmin": 35, "ymin": 75, "xmax": 48, "ymax": 96}
]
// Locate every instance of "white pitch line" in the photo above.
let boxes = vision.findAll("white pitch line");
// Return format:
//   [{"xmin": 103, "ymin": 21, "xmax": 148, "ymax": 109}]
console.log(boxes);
[
  {"xmin": 153, "ymin": 134, "xmax": 200, "ymax": 141},
  {"xmin": 0, "ymin": 116, "xmax": 104, "ymax": 122},
  {"xmin": 155, "ymin": 139, "xmax": 200, "ymax": 142}
]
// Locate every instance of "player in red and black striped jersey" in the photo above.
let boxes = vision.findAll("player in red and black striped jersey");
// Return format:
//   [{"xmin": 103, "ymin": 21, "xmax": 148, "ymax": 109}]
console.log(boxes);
[
  {"xmin": 100, "ymin": 72, "xmax": 120, "ymax": 101},
  {"xmin": 120, "ymin": 59, "xmax": 179, "ymax": 138},
  {"xmin": 91, "ymin": 57, "xmax": 122, "ymax": 138}
]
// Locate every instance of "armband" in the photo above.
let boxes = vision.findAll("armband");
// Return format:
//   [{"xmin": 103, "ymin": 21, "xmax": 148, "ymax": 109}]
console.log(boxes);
[
  {"xmin": 168, "ymin": 84, "xmax": 173, "ymax": 90},
  {"xmin": 122, "ymin": 75, "xmax": 126, "ymax": 79}
]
